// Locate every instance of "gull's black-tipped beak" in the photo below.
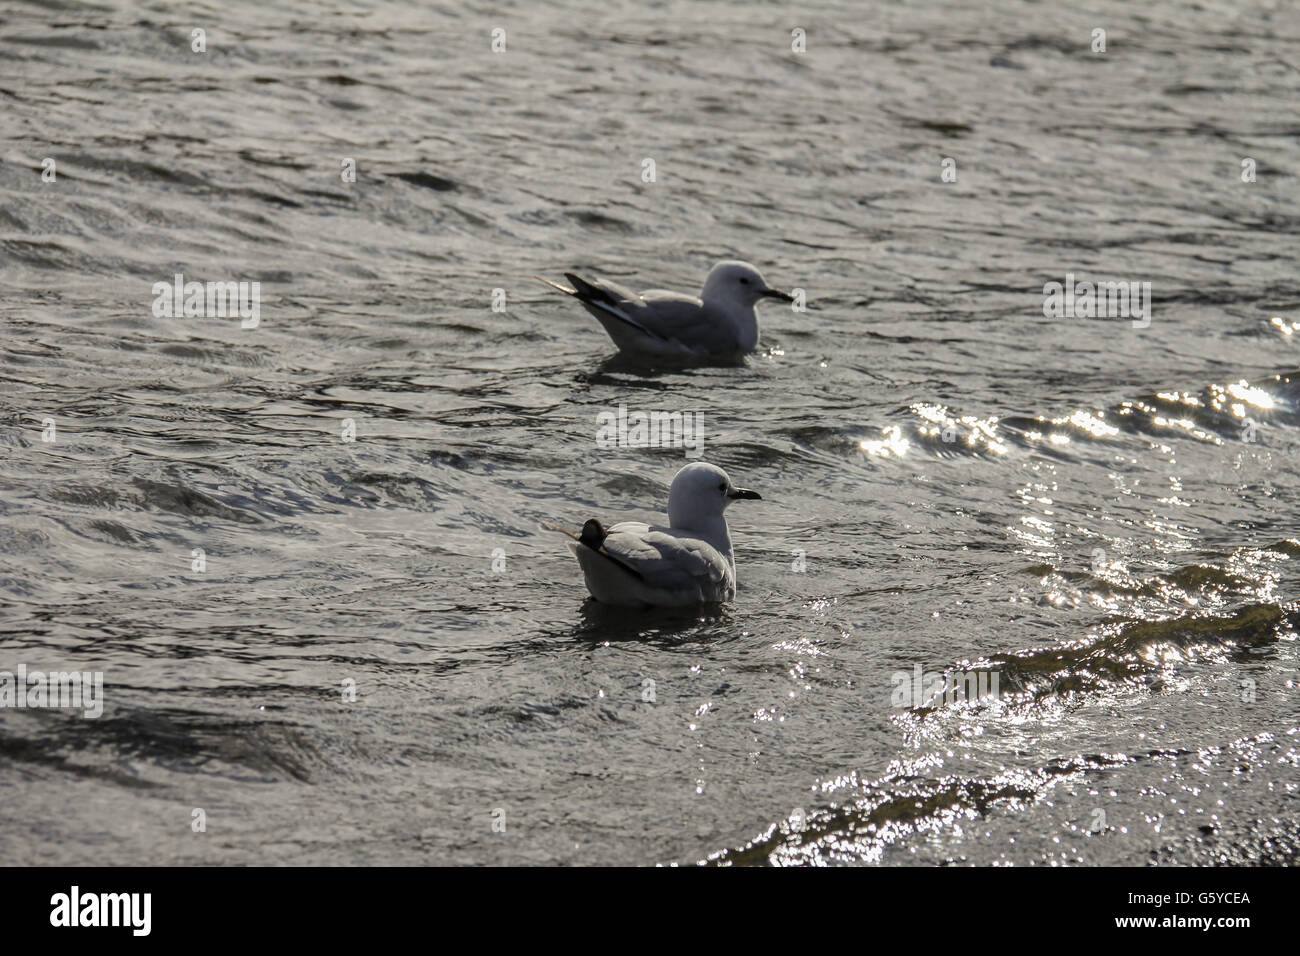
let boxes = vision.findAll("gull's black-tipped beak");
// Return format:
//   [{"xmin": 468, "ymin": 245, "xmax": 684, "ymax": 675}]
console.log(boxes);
[
  {"xmin": 761, "ymin": 288, "xmax": 795, "ymax": 303},
  {"xmin": 727, "ymin": 488, "xmax": 762, "ymax": 501}
]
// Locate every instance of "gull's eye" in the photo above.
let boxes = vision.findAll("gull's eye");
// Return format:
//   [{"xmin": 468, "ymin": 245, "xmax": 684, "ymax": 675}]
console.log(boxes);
[
  {"xmin": 738, "ymin": 277, "xmax": 750, "ymax": 285},
  {"xmin": 718, "ymin": 482, "xmax": 727, "ymax": 492}
]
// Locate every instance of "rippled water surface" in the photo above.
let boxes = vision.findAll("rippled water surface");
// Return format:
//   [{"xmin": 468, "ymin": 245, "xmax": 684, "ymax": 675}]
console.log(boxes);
[{"xmin": 2, "ymin": 0, "xmax": 1299, "ymax": 865}]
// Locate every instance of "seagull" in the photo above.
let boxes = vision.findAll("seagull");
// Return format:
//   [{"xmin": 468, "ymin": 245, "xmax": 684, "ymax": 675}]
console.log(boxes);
[
  {"xmin": 548, "ymin": 462, "xmax": 761, "ymax": 607},
  {"xmin": 535, "ymin": 260, "xmax": 794, "ymax": 359}
]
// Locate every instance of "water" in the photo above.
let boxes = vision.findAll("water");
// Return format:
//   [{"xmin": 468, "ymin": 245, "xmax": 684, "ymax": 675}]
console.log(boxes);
[{"xmin": 2, "ymin": 0, "xmax": 1298, "ymax": 866}]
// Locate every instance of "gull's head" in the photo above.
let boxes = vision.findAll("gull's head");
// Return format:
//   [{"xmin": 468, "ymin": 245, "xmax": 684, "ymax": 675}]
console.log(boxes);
[
  {"xmin": 667, "ymin": 461, "xmax": 761, "ymax": 530},
  {"xmin": 702, "ymin": 260, "xmax": 794, "ymax": 308}
]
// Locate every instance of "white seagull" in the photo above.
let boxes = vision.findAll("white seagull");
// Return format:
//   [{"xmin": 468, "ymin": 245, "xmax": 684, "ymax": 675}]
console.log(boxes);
[
  {"xmin": 535, "ymin": 260, "xmax": 794, "ymax": 359},
  {"xmin": 548, "ymin": 462, "xmax": 762, "ymax": 607}
]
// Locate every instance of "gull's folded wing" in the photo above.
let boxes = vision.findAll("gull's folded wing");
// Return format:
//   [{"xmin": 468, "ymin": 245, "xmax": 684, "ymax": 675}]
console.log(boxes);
[
  {"xmin": 601, "ymin": 523, "xmax": 732, "ymax": 598},
  {"xmin": 633, "ymin": 296, "xmax": 744, "ymax": 355}
]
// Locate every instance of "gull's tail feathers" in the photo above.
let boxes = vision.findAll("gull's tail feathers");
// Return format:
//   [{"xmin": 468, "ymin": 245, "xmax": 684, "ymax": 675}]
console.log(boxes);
[
  {"xmin": 536, "ymin": 270, "xmax": 667, "ymax": 343},
  {"xmin": 542, "ymin": 520, "xmax": 644, "ymax": 581},
  {"xmin": 533, "ymin": 274, "xmax": 576, "ymax": 296},
  {"xmin": 564, "ymin": 273, "xmax": 621, "ymax": 310}
]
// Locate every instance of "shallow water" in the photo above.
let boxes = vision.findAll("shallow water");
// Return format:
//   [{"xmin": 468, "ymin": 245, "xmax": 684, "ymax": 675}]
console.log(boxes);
[{"xmin": 2, "ymin": 0, "xmax": 1299, "ymax": 865}]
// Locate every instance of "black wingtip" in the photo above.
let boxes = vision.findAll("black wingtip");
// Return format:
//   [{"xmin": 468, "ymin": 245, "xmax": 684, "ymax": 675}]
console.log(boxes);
[
  {"xmin": 573, "ymin": 518, "xmax": 644, "ymax": 582},
  {"xmin": 579, "ymin": 518, "xmax": 606, "ymax": 549},
  {"xmin": 564, "ymin": 273, "xmax": 619, "ymax": 308}
]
